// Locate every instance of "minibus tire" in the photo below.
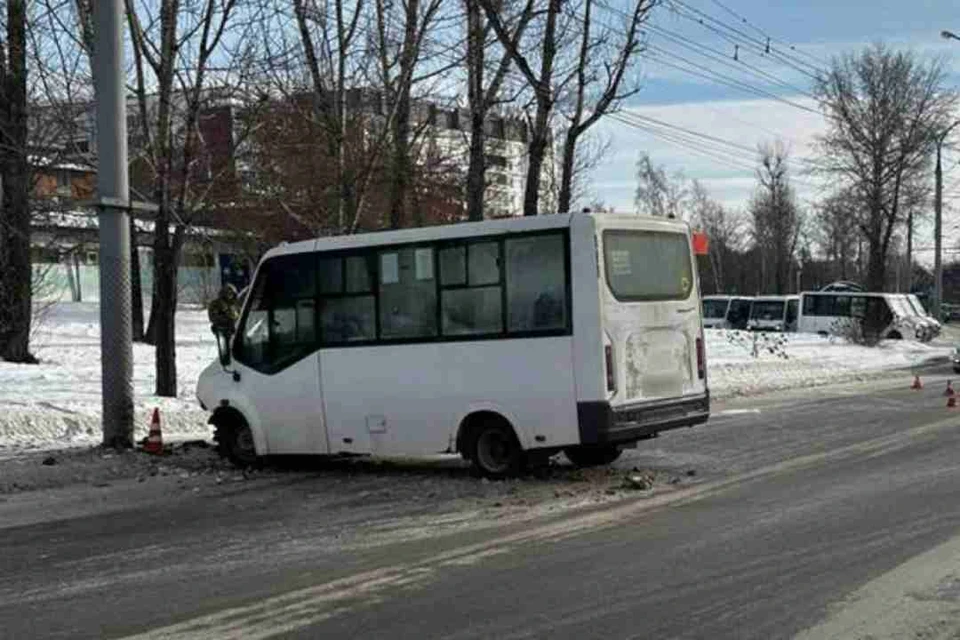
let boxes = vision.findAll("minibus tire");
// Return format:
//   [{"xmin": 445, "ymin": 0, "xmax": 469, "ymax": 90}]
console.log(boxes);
[
  {"xmin": 564, "ymin": 445, "xmax": 622, "ymax": 467},
  {"xmin": 471, "ymin": 422, "xmax": 523, "ymax": 479},
  {"xmin": 212, "ymin": 415, "xmax": 259, "ymax": 468}
]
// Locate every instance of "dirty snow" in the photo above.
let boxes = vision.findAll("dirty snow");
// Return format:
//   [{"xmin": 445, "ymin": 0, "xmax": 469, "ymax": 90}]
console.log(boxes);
[{"xmin": 0, "ymin": 302, "xmax": 953, "ymax": 452}]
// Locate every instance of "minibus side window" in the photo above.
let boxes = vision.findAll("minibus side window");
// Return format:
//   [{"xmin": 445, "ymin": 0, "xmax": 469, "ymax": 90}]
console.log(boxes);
[{"xmin": 505, "ymin": 235, "xmax": 567, "ymax": 332}]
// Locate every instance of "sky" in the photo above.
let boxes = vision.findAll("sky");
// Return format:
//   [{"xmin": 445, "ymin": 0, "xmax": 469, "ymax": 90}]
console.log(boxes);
[{"xmin": 590, "ymin": 0, "xmax": 960, "ymax": 256}]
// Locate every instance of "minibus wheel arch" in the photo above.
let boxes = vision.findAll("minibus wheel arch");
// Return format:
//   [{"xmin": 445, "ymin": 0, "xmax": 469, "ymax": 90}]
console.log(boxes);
[
  {"xmin": 210, "ymin": 407, "xmax": 259, "ymax": 468},
  {"xmin": 456, "ymin": 411, "xmax": 523, "ymax": 478}
]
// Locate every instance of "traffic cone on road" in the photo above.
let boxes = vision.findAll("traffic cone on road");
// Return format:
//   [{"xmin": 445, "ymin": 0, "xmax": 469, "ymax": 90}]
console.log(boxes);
[
  {"xmin": 143, "ymin": 408, "xmax": 163, "ymax": 454},
  {"xmin": 945, "ymin": 381, "xmax": 955, "ymax": 398},
  {"xmin": 911, "ymin": 375, "xmax": 923, "ymax": 390}
]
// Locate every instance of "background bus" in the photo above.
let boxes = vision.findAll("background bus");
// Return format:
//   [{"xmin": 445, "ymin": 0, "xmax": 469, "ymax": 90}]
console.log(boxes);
[
  {"xmin": 702, "ymin": 295, "xmax": 753, "ymax": 330},
  {"xmin": 747, "ymin": 295, "xmax": 799, "ymax": 332},
  {"xmin": 798, "ymin": 291, "xmax": 931, "ymax": 341},
  {"xmin": 197, "ymin": 213, "xmax": 710, "ymax": 477}
]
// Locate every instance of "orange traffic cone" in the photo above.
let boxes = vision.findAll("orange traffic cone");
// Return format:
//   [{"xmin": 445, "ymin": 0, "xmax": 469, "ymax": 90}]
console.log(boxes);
[
  {"xmin": 911, "ymin": 375, "xmax": 923, "ymax": 390},
  {"xmin": 143, "ymin": 408, "xmax": 163, "ymax": 454},
  {"xmin": 946, "ymin": 381, "xmax": 955, "ymax": 398}
]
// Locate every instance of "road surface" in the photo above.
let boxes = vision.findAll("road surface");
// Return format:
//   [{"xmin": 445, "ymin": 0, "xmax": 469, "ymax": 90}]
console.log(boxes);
[{"xmin": 2, "ymin": 370, "xmax": 960, "ymax": 639}]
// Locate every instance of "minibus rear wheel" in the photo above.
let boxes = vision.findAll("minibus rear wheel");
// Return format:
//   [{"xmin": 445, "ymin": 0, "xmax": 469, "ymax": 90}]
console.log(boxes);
[{"xmin": 471, "ymin": 421, "xmax": 523, "ymax": 479}]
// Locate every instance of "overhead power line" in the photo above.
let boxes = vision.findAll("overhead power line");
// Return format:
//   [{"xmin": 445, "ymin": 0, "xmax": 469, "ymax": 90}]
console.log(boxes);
[
  {"xmin": 664, "ymin": 0, "xmax": 824, "ymax": 80},
  {"xmin": 707, "ymin": 0, "xmax": 829, "ymax": 67},
  {"xmin": 643, "ymin": 23, "xmax": 817, "ymax": 100},
  {"xmin": 608, "ymin": 110, "xmax": 824, "ymax": 190},
  {"xmin": 644, "ymin": 48, "xmax": 822, "ymax": 117}
]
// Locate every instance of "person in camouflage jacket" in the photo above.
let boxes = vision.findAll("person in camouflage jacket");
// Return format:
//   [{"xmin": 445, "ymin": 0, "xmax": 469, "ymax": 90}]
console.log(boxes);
[{"xmin": 208, "ymin": 284, "xmax": 240, "ymax": 338}]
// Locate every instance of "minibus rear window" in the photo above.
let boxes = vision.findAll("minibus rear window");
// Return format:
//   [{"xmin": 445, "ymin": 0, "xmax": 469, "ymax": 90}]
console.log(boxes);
[{"xmin": 603, "ymin": 230, "xmax": 693, "ymax": 302}]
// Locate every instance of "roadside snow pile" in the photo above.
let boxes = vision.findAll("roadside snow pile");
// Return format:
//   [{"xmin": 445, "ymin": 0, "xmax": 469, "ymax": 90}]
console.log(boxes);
[
  {"xmin": 0, "ymin": 302, "xmax": 212, "ymax": 451},
  {"xmin": 706, "ymin": 329, "xmax": 952, "ymax": 399}
]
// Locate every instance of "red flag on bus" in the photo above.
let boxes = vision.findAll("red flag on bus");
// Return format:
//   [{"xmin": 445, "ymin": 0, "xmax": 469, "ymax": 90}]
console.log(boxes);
[{"xmin": 692, "ymin": 231, "xmax": 709, "ymax": 256}]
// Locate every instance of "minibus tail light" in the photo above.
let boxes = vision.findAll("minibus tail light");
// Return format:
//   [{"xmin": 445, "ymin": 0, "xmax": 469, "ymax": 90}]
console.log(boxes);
[
  {"xmin": 605, "ymin": 344, "xmax": 616, "ymax": 392},
  {"xmin": 696, "ymin": 337, "xmax": 705, "ymax": 380}
]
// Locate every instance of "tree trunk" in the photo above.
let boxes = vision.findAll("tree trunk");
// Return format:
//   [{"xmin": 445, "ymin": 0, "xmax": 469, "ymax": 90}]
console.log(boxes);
[
  {"xmin": 152, "ymin": 226, "xmax": 180, "ymax": 397},
  {"xmin": 386, "ymin": 0, "xmax": 419, "ymax": 230},
  {"xmin": 524, "ymin": 106, "xmax": 550, "ymax": 217},
  {"xmin": 905, "ymin": 208, "xmax": 913, "ymax": 293},
  {"xmin": 388, "ymin": 98, "xmax": 411, "ymax": 229},
  {"xmin": 0, "ymin": 0, "xmax": 33, "ymax": 363},
  {"xmin": 465, "ymin": 0, "xmax": 485, "ymax": 222},
  {"xmin": 558, "ymin": 127, "xmax": 578, "ymax": 214},
  {"xmin": 130, "ymin": 216, "xmax": 145, "ymax": 341},
  {"xmin": 866, "ymin": 239, "xmax": 885, "ymax": 292}
]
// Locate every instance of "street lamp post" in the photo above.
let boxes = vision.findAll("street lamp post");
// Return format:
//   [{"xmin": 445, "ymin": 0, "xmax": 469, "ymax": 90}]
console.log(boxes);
[
  {"xmin": 934, "ymin": 120, "xmax": 960, "ymax": 322},
  {"xmin": 933, "ymin": 29, "xmax": 958, "ymax": 321}
]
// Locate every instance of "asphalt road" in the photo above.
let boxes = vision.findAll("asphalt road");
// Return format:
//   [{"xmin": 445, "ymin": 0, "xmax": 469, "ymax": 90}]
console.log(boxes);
[{"xmin": 3, "ymin": 369, "xmax": 960, "ymax": 639}]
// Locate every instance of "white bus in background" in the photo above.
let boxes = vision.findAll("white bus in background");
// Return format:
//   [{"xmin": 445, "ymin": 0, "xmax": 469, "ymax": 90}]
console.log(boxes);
[
  {"xmin": 798, "ymin": 291, "xmax": 931, "ymax": 341},
  {"xmin": 196, "ymin": 213, "xmax": 710, "ymax": 478},
  {"xmin": 747, "ymin": 295, "xmax": 800, "ymax": 332},
  {"xmin": 702, "ymin": 295, "xmax": 753, "ymax": 330},
  {"xmin": 904, "ymin": 294, "xmax": 941, "ymax": 339}
]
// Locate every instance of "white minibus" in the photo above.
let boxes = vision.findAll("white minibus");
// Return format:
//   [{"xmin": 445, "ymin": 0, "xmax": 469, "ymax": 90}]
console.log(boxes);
[
  {"xmin": 746, "ymin": 295, "xmax": 799, "ymax": 332},
  {"xmin": 702, "ymin": 295, "xmax": 753, "ymax": 330},
  {"xmin": 798, "ymin": 291, "xmax": 929, "ymax": 341},
  {"xmin": 196, "ymin": 213, "xmax": 710, "ymax": 477}
]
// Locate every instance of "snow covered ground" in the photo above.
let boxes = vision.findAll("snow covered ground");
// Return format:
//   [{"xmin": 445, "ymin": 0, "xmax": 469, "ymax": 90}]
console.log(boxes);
[
  {"xmin": 706, "ymin": 329, "xmax": 953, "ymax": 398},
  {"xmin": 0, "ymin": 302, "xmax": 953, "ymax": 452},
  {"xmin": 0, "ymin": 303, "xmax": 212, "ymax": 452}
]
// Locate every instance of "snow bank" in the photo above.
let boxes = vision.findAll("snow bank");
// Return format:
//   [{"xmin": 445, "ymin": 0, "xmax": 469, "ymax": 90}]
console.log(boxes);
[
  {"xmin": 0, "ymin": 304, "xmax": 953, "ymax": 451},
  {"xmin": 0, "ymin": 302, "xmax": 212, "ymax": 451},
  {"xmin": 706, "ymin": 329, "xmax": 952, "ymax": 399}
]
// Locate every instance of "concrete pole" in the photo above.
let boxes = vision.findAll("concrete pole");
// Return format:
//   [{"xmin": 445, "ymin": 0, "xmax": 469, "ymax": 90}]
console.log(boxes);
[
  {"xmin": 934, "ymin": 141, "xmax": 943, "ymax": 321},
  {"xmin": 93, "ymin": 0, "xmax": 134, "ymax": 448},
  {"xmin": 934, "ymin": 121, "xmax": 960, "ymax": 323}
]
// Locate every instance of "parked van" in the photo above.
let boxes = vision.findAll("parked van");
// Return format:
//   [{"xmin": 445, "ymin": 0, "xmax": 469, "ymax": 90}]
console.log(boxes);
[
  {"xmin": 196, "ymin": 213, "xmax": 710, "ymax": 477},
  {"xmin": 904, "ymin": 294, "xmax": 941, "ymax": 338},
  {"xmin": 798, "ymin": 291, "xmax": 931, "ymax": 341},
  {"xmin": 702, "ymin": 295, "xmax": 753, "ymax": 330},
  {"xmin": 747, "ymin": 295, "xmax": 799, "ymax": 332}
]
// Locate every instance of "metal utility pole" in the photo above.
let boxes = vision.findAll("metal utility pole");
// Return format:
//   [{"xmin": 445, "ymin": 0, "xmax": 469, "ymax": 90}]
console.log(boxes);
[
  {"xmin": 934, "ymin": 121, "xmax": 960, "ymax": 321},
  {"xmin": 936, "ymin": 30, "xmax": 960, "ymax": 319},
  {"xmin": 93, "ymin": 0, "xmax": 134, "ymax": 448}
]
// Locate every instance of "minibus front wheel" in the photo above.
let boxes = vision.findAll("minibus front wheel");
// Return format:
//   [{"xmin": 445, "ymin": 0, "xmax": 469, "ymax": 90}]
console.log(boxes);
[{"xmin": 211, "ymin": 408, "xmax": 259, "ymax": 468}]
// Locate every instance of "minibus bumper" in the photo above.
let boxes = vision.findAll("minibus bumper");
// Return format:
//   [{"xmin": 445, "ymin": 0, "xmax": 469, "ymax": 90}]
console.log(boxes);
[{"xmin": 577, "ymin": 393, "xmax": 710, "ymax": 445}]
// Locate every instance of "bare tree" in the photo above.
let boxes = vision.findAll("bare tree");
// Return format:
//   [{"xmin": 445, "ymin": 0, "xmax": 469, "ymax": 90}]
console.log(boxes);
[
  {"xmin": 372, "ymin": 0, "xmax": 447, "ymax": 228},
  {"xmin": 814, "ymin": 44, "xmax": 957, "ymax": 291},
  {"xmin": 690, "ymin": 179, "xmax": 741, "ymax": 293},
  {"xmin": 479, "ymin": 0, "xmax": 567, "ymax": 216},
  {"xmin": 290, "ymin": 0, "xmax": 368, "ymax": 233},
  {"xmin": 126, "ymin": 0, "xmax": 244, "ymax": 396},
  {"xmin": 0, "ymin": 0, "xmax": 32, "ymax": 362},
  {"xmin": 634, "ymin": 152, "xmax": 687, "ymax": 218},
  {"xmin": 750, "ymin": 141, "xmax": 800, "ymax": 294},
  {"xmin": 556, "ymin": 0, "xmax": 652, "ymax": 213},
  {"xmin": 463, "ymin": 0, "xmax": 533, "ymax": 221},
  {"xmin": 815, "ymin": 188, "xmax": 859, "ymax": 282}
]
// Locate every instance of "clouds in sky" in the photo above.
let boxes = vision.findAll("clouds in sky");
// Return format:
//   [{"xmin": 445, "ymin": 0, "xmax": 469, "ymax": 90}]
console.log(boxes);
[{"xmin": 590, "ymin": 96, "xmax": 828, "ymax": 212}]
